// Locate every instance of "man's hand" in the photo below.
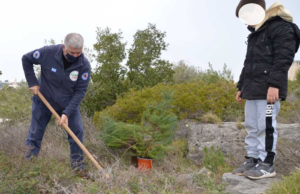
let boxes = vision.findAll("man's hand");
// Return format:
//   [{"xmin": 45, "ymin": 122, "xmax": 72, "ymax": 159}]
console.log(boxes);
[
  {"xmin": 29, "ymin": 85, "xmax": 40, "ymax": 95},
  {"xmin": 236, "ymin": 91, "xmax": 243, "ymax": 104},
  {"xmin": 267, "ymin": 87, "xmax": 279, "ymax": 104},
  {"xmin": 58, "ymin": 114, "xmax": 68, "ymax": 127}
]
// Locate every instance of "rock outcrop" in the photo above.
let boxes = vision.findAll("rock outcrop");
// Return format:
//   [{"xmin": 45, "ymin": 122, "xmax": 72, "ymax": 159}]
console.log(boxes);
[
  {"xmin": 176, "ymin": 120, "xmax": 300, "ymax": 168},
  {"xmin": 176, "ymin": 120, "xmax": 300, "ymax": 194},
  {"xmin": 222, "ymin": 173, "xmax": 281, "ymax": 194}
]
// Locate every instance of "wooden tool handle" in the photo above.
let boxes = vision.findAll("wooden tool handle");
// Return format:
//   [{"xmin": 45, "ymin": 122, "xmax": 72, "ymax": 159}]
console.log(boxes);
[{"xmin": 37, "ymin": 92, "xmax": 109, "ymax": 178}]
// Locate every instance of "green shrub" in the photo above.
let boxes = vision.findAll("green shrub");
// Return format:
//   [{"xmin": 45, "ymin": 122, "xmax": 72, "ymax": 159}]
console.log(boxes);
[
  {"xmin": 0, "ymin": 153, "xmax": 77, "ymax": 194},
  {"xmin": 82, "ymin": 28, "xmax": 128, "ymax": 117},
  {"xmin": 96, "ymin": 91, "xmax": 178, "ymax": 160},
  {"xmin": 278, "ymin": 72, "xmax": 300, "ymax": 123},
  {"xmin": 193, "ymin": 174, "xmax": 226, "ymax": 194},
  {"xmin": 99, "ymin": 116, "xmax": 139, "ymax": 148},
  {"xmin": 173, "ymin": 60, "xmax": 199, "ymax": 84},
  {"xmin": 267, "ymin": 170, "xmax": 300, "ymax": 194},
  {"xmin": 0, "ymin": 82, "xmax": 32, "ymax": 121},
  {"xmin": 173, "ymin": 62, "xmax": 234, "ymax": 86},
  {"xmin": 81, "ymin": 82, "xmax": 128, "ymax": 117},
  {"xmin": 203, "ymin": 146, "xmax": 231, "ymax": 173},
  {"xmin": 169, "ymin": 138, "xmax": 189, "ymax": 158},
  {"xmin": 277, "ymin": 101, "xmax": 300, "ymax": 124},
  {"xmin": 288, "ymin": 69, "xmax": 300, "ymax": 94},
  {"xmin": 132, "ymin": 91, "xmax": 178, "ymax": 159},
  {"xmin": 94, "ymin": 82, "xmax": 241, "ymax": 125},
  {"xmin": 197, "ymin": 63, "xmax": 234, "ymax": 85}
]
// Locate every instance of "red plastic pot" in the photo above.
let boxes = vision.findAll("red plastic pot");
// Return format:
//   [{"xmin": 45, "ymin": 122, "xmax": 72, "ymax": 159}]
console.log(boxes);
[{"xmin": 137, "ymin": 157, "xmax": 153, "ymax": 171}]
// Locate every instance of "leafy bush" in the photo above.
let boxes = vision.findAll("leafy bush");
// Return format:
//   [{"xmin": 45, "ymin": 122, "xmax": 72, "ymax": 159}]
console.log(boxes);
[
  {"xmin": 198, "ymin": 63, "xmax": 234, "ymax": 85},
  {"xmin": 94, "ymin": 82, "xmax": 242, "ymax": 125},
  {"xmin": 173, "ymin": 62, "xmax": 234, "ymax": 85},
  {"xmin": 81, "ymin": 82, "xmax": 126, "ymax": 117}
]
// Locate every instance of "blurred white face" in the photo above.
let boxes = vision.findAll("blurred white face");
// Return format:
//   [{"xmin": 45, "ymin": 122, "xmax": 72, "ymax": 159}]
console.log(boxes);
[
  {"xmin": 62, "ymin": 45, "xmax": 82, "ymax": 57},
  {"xmin": 239, "ymin": 3, "xmax": 265, "ymax": 25}
]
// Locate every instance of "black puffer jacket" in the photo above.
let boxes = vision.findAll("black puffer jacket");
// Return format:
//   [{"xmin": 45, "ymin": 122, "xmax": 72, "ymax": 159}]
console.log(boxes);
[{"xmin": 237, "ymin": 16, "xmax": 300, "ymax": 100}]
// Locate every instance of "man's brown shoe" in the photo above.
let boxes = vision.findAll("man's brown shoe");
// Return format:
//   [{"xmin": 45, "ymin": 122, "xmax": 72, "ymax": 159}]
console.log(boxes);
[{"xmin": 75, "ymin": 169, "xmax": 90, "ymax": 179}]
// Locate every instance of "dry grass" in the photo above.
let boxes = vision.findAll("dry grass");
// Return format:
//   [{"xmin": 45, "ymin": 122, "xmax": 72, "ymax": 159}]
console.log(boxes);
[
  {"xmin": 276, "ymin": 139, "xmax": 300, "ymax": 175},
  {"xmin": 235, "ymin": 117, "xmax": 245, "ymax": 130},
  {"xmin": 199, "ymin": 113, "xmax": 222, "ymax": 127},
  {"xmin": 3, "ymin": 110, "xmax": 297, "ymax": 193},
  {"xmin": 0, "ymin": 112, "xmax": 226, "ymax": 194}
]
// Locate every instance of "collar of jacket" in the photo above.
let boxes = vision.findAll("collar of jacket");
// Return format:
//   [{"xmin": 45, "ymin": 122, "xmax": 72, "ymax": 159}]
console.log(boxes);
[
  {"xmin": 247, "ymin": 16, "xmax": 282, "ymax": 38},
  {"xmin": 55, "ymin": 44, "xmax": 84, "ymax": 72}
]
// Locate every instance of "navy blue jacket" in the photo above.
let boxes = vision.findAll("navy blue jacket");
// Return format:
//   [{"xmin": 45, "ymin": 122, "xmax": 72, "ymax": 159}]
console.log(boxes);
[{"xmin": 22, "ymin": 44, "xmax": 91, "ymax": 117}]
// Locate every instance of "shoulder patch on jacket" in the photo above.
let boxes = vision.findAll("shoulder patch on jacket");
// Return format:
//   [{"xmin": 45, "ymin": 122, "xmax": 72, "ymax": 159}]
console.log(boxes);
[
  {"xmin": 82, "ymin": 72, "xmax": 89, "ymax": 81},
  {"xmin": 33, "ymin": 51, "xmax": 40, "ymax": 59}
]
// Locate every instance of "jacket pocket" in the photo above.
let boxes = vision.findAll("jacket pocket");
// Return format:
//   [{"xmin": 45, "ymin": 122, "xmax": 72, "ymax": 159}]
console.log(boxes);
[{"xmin": 253, "ymin": 65, "xmax": 272, "ymax": 80}]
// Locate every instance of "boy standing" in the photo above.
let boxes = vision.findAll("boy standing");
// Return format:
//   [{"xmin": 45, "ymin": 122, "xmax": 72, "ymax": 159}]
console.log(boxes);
[{"xmin": 234, "ymin": 0, "xmax": 300, "ymax": 179}]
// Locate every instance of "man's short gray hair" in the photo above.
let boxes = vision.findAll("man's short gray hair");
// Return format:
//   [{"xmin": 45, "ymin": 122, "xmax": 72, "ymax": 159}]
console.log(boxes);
[{"xmin": 64, "ymin": 33, "xmax": 84, "ymax": 49}]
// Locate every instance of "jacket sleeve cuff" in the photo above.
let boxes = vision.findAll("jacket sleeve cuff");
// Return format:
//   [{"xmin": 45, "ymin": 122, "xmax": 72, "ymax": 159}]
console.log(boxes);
[
  {"xmin": 28, "ymin": 82, "xmax": 39, "ymax": 88},
  {"xmin": 268, "ymin": 83, "xmax": 280, "ymax": 89},
  {"xmin": 62, "ymin": 110, "xmax": 71, "ymax": 118},
  {"xmin": 236, "ymin": 85, "xmax": 242, "ymax": 91}
]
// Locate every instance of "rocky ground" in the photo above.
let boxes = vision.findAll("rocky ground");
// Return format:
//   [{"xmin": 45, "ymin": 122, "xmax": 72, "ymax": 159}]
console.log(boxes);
[
  {"xmin": 176, "ymin": 120, "xmax": 300, "ymax": 194},
  {"xmin": 222, "ymin": 173, "xmax": 281, "ymax": 194}
]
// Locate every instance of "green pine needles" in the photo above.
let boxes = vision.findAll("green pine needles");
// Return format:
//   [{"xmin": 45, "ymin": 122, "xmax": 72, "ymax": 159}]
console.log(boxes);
[
  {"xmin": 132, "ymin": 91, "xmax": 178, "ymax": 159},
  {"xmin": 100, "ymin": 91, "xmax": 178, "ymax": 160},
  {"xmin": 100, "ymin": 117, "xmax": 138, "ymax": 148}
]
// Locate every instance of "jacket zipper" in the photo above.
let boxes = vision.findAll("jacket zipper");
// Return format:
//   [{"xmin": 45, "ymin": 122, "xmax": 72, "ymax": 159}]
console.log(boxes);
[
  {"xmin": 250, "ymin": 36, "xmax": 259, "ymax": 95},
  {"xmin": 266, "ymin": 46, "xmax": 271, "ymax": 55},
  {"xmin": 262, "ymin": 34, "xmax": 266, "ymax": 42},
  {"xmin": 56, "ymin": 67, "xmax": 64, "ymax": 106}
]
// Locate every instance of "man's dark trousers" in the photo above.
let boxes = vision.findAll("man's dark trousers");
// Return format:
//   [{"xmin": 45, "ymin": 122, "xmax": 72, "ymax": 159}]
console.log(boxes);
[{"xmin": 25, "ymin": 95, "xmax": 85, "ymax": 170}]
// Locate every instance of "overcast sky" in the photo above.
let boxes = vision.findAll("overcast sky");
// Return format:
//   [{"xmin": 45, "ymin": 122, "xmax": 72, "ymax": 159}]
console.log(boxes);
[{"xmin": 0, "ymin": 0, "xmax": 299, "ymax": 82}]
